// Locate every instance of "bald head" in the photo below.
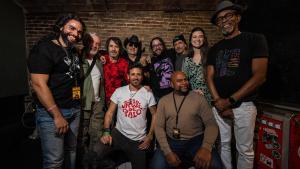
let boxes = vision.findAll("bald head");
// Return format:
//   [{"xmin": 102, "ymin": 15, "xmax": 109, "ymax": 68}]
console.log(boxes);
[
  {"xmin": 171, "ymin": 71, "xmax": 186, "ymax": 83},
  {"xmin": 89, "ymin": 33, "xmax": 101, "ymax": 56},
  {"xmin": 171, "ymin": 71, "xmax": 189, "ymax": 94}
]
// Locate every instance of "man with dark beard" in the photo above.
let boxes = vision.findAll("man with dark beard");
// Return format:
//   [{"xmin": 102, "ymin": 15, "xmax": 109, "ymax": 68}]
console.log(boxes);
[
  {"xmin": 27, "ymin": 13, "xmax": 85, "ymax": 169},
  {"xmin": 149, "ymin": 37, "xmax": 175, "ymax": 100}
]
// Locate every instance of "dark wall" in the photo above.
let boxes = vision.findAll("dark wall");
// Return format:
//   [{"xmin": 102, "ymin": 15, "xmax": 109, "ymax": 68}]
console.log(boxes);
[
  {"xmin": 0, "ymin": 0, "xmax": 28, "ymax": 98},
  {"xmin": 240, "ymin": 0, "xmax": 300, "ymax": 105},
  {"xmin": 0, "ymin": 0, "xmax": 31, "ymax": 157}
]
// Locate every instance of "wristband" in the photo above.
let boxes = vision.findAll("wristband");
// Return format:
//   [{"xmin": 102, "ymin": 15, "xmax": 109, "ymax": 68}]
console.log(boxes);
[
  {"xmin": 102, "ymin": 128, "xmax": 111, "ymax": 133},
  {"xmin": 47, "ymin": 104, "xmax": 57, "ymax": 112},
  {"xmin": 102, "ymin": 131, "xmax": 111, "ymax": 136}
]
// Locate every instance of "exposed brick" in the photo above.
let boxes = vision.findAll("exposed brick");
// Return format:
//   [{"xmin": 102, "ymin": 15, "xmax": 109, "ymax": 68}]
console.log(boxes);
[{"xmin": 25, "ymin": 11, "xmax": 222, "ymax": 56}]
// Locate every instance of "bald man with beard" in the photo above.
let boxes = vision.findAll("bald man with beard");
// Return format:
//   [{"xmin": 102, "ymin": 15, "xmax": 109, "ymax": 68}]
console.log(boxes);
[{"xmin": 152, "ymin": 71, "xmax": 223, "ymax": 169}]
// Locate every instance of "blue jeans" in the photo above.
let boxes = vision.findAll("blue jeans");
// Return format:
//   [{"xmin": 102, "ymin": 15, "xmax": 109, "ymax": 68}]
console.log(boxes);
[
  {"xmin": 151, "ymin": 134, "xmax": 223, "ymax": 169},
  {"xmin": 36, "ymin": 107, "xmax": 80, "ymax": 169}
]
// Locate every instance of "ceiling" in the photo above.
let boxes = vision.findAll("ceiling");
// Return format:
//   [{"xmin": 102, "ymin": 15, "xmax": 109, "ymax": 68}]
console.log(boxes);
[{"xmin": 21, "ymin": 0, "xmax": 220, "ymax": 13}]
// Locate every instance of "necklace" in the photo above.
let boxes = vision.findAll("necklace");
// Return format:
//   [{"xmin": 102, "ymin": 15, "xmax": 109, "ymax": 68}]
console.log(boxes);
[{"xmin": 129, "ymin": 86, "xmax": 141, "ymax": 104}]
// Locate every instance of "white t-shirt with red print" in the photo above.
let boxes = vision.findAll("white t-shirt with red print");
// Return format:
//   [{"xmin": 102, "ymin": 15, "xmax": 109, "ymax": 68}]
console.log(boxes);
[{"xmin": 110, "ymin": 85, "xmax": 156, "ymax": 141}]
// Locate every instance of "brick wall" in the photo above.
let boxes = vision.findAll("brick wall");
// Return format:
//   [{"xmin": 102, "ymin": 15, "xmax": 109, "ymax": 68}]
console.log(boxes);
[{"xmin": 25, "ymin": 11, "xmax": 223, "ymax": 56}]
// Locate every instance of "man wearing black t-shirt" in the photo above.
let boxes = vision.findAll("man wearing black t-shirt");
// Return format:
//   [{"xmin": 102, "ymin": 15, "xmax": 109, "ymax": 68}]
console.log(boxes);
[
  {"xmin": 207, "ymin": 1, "xmax": 268, "ymax": 169},
  {"xmin": 149, "ymin": 37, "xmax": 175, "ymax": 100},
  {"xmin": 28, "ymin": 14, "xmax": 85, "ymax": 169}
]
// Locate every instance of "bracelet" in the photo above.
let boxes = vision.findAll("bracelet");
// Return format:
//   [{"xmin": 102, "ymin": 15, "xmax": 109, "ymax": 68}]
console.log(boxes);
[
  {"xmin": 102, "ymin": 128, "xmax": 111, "ymax": 133},
  {"xmin": 47, "ymin": 104, "xmax": 57, "ymax": 112},
  {"xmin": 102, "ymin": 131, "xmax": 111, "ymax": 136}
]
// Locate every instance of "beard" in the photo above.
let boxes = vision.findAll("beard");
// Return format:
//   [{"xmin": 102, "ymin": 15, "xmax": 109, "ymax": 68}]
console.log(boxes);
[
  {"xmin": 89, "ymin": 49, "xmax": 98, "ymax": 56},
  {"xmin": 222, "ymin": 28, "xmax": 231, "ymax": 36},
  {"xmin": 61, "ymin": 31, "xmax": 78, "ymax": 47}
]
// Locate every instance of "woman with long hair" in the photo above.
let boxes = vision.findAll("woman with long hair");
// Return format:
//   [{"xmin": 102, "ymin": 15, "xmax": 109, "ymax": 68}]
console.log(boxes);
[{"xmin": 182, "ymin": 27, "xmax": 212, "ymax": 103}]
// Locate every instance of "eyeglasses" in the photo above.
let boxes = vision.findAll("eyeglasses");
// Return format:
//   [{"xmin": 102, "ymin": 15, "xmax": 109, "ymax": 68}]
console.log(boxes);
[
  {"xmin": 128, "ymin": 43, "xmax": 138, "ymax": 48},
  {"xmin": 215, "ymin": 12, "xmax": 236, "ymax": 25},
  {"xmin": 152, "ymin": 43, "xmax": 162, "ymax": 49}
]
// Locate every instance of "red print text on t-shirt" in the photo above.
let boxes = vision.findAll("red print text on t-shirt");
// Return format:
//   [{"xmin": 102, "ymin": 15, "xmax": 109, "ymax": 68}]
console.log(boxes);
[{"xmin": 122, "ymin": 99, "xmax": 142, "ymax": 118}]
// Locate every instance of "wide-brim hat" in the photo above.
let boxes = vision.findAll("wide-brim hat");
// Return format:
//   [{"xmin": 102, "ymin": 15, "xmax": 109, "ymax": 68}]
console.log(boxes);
[
  {"xmin": 211, "ymin": 0, "xmax": 243, "ymax": 25},
  {"xmin": 124, "ymin": 35, "xmax": 141, "ymax": 47}
]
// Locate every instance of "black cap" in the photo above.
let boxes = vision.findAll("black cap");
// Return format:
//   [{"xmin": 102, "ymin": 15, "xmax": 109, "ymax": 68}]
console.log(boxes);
[{"xmin": 173, "ymin": 34, "xmax": 187, "ymax": 45}]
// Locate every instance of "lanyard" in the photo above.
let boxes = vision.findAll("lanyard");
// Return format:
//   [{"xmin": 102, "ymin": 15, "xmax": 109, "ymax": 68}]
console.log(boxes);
[
  {"xmin": 57, "ymin": 38, "xmax": 78, "ymax": 86},
  {"xmin": 173, "ymin": 92, "xmax": 187, "ymax": 128}
]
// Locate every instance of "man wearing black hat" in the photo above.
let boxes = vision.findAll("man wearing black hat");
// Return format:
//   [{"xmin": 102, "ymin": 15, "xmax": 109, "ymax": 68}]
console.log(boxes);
[
  {"xmin": 207, "ymin": 1, "xmax": 269, "ymax": 169},
  {"xmin": 172, "ymin": 34, "xmax": 188, "ymax": 71},
  {"xmin": 123, "ymin": 35, "xmax": 143, "ymax": 66}
]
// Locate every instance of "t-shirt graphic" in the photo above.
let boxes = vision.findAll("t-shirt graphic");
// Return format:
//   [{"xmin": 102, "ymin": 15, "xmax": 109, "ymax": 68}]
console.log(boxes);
[
  {"xmin": 153, "ymin": 57, "xmax": 174, "ymax": 89},
  {"xmin": 64, "ymin": 54, "xmax": 80, "ymax": 79},
  {"xmin": 216, "ymin": 49, "xmax": 240, "ymax": 77},
  {"xmin": 122, "ymin": 99, "xmax": 143, "ymax": 118}
]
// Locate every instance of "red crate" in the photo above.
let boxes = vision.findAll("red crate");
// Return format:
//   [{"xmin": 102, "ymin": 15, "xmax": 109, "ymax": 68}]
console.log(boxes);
[
  {"xmin": 255, "ymin": 113, "xmax": 286, "ymax": 169},
  {"xmin": 289, "ymin": 114, "xmax": 300, "ymax": 169},
  {"xmin": 254, "ymin": 103, "xmax": 300, "ymax": 169}
]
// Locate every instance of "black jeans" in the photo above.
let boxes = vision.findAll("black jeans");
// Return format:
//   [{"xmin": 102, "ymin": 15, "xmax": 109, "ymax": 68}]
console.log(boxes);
[{"xmin": 89, "ymin": 128, "xmax": 147, "ymax": 169}]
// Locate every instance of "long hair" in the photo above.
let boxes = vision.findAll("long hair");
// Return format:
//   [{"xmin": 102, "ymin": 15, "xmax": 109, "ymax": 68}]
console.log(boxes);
[
  {"xmin": 123, "ymin": 35, "xmax": 144, "ymax": 60},
  {"xmin": 150, "ymin": 37, "xmax": 167, "ymax": 54},
  {"xmin": 53, "ymin": 13, "xmax": 86, "ymax": 39},
  {"xmin": 187, "ymin": 27, "xmax": 209, "ymax": 69},
  {"xmin": 105, "ymin": 37, "xmax": 126, "ymax": 57}
]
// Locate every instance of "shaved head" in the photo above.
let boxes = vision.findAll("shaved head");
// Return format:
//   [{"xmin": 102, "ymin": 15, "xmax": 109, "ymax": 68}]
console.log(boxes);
[
  {"xmin": 171, "ymin": 71, "xmax": 189, "ymax": 95},
  {"xmin": 171, "ymin": 71, "xmax": 187, "ymax": 84}
]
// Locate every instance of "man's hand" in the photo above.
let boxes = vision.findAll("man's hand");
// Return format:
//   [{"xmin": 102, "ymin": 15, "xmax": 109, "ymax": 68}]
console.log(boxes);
[
  {"xmin": 139, "ymin": 55, "xmax": 148, "ymax": 66},
  {"xmin": 214, "ymin": 98, "xmax": 231, "ymax": 111},
  {"xmin": 54, "ymin": 115, "xmax": 69, "ymax": 135},
  {"xmin": 100, "ymin": 135, "xmax": 112, "ymax": 145},
  {"xmin": 166, "ymin": 152, "xmax": 181, "ymax": 168},
  {"xmin": 193, "ymin": 89, "xmax": 204, "ymax": 96},
  {"xmin": 99, "ymin": 55, "xmax": 106, "ymax": 64},
  {"xmin": 193, "ymin": 148, "xmax": 212, "ymax": 169},
  {"xmin": 219, "ymin": 109, "xmax": 234, "ymax": 119},
  {"xmin": 143, "ymin": 85, "xmax": 152, "ymax": 92},
  {"xmin": 138, "ymin": 135, "xmax": 152, "ymax": 150}
]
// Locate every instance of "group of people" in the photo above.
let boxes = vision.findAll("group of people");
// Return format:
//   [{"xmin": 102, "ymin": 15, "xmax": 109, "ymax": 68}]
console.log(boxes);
[{"xmin": 27, "ymin": 1, "xmax": 268, "ymax": 169}]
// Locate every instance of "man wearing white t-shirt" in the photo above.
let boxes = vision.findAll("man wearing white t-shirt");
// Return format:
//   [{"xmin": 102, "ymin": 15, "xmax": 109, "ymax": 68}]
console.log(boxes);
[{"xmin": 88, "ymin": 64, "xmax": 157, "ymax": 169}]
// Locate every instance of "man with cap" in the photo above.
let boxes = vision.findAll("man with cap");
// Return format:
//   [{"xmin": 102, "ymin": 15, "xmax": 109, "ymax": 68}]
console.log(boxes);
[
  {"xmin": 172, "ymin": 34, "xmax": 188, "ymax": 71},
  {"xmin": 207, "ymin": 1, "xmax": 269, "ymax": 169}
]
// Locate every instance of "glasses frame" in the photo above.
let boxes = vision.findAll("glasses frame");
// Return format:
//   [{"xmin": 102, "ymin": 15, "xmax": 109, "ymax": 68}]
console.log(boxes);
[{"xmin": 215, "ymin": 12, "xmax": 236, "ymax": 25}]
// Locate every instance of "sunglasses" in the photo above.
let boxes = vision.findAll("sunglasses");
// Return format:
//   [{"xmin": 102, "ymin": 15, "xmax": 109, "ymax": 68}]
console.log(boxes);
[{"xmin": 128, "ymin": 43, "xmax": 138, "ymax": 48}]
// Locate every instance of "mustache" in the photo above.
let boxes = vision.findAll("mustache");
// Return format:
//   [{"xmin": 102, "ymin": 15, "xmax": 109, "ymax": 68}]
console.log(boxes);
[{"xmin": 61, "ymin": 32, "xmax": 80, "ymax": 43}]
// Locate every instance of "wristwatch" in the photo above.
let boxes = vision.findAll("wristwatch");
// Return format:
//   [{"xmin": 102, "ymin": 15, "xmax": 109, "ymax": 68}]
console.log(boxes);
[
  {"xmin": 229, "ymin": 96, "xmax": 241, "ymax": 108},
  {"xmin": 229, "ymin": 96, "xmax": 237, "ymax": 105}
]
